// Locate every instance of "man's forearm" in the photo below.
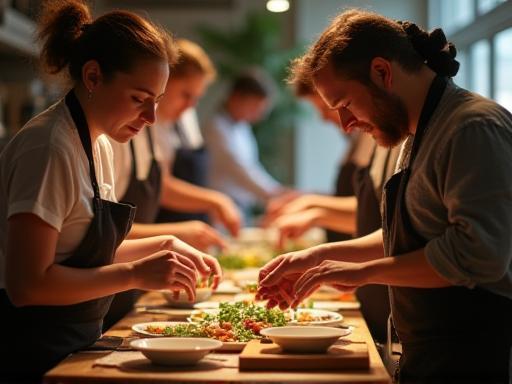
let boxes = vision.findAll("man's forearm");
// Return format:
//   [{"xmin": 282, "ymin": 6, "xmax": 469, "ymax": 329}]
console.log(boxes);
[
  {"xmin": 316, "ymin": 229, "xmax": 385, "ymax": 263},
  {"xmin": 362, "ymin": 248, "xmax": 452, "ymax": 288}
]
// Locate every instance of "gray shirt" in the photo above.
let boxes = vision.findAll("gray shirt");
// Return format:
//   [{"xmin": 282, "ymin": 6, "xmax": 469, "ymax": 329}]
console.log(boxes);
[
  {"xmin": 395, "ymin": 80, "xmax": 512, "ymax": 299},
  {"xmin": 203, "ymin": 111, "xmax": 280, "ymax": 208}
]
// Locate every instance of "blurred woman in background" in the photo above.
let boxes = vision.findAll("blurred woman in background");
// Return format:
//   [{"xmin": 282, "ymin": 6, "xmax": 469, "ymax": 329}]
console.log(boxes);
[{"xmin": 105, "ymin": 39, "xmax": 237, "ymax": 329}]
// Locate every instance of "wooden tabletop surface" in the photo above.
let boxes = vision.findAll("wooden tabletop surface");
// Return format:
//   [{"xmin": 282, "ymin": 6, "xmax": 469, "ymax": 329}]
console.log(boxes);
[{"xmin": 44, "ymin": 291, "xmax": 391, "ymax": 383}]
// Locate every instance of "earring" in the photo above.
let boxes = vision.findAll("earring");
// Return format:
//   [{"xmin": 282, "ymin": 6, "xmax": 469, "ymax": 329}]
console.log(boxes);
[{"xmin": 88, "ymin": 89, "xmax": 93, "ymax": 100}]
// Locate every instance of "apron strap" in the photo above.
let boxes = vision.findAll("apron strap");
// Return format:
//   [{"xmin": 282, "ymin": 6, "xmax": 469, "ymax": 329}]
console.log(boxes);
[
  {"xmin": 380, "ymin": 148, "xmax": 392, "ymax": 188},
  {"xmin": 129, "ymin": 140, "xmax": 138, "ymax": 179},
  {"xmin": 174, "ymin": 121, "xmax": 190, "ymax": 148},
  {"xmin": 129, "ymin": 128, "xmax": 158, "ymax": 179},
  {"xmin": 146, "ymin": 126, "xmax": 157, "ymax": 158},
  {"xmin": 408, "ymin": 75, "xmax": 448, "ymax": 166},
  {"xmin": 65, "ymin": 90, "xmax": 101, "ymax": 200}
]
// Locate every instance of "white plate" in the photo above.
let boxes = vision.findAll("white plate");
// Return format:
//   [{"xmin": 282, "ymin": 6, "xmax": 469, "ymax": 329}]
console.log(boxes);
[
  {"xmin": 130, "ymin": 337, "xmax": 222, "ymax": 366},
  {"xmin": 260, "ymin": 326, "xmax": 351, "ymax": 353},
  {"xmin": 161, "ymin": 287, "xmax": 213, "ymax": 308},
  {"xmin": 135, "ymin": 307, "xmax": 194, "ymax": 318},
  {"xmin": 215, "ymin": 280, "xmax": 242, "ymax": 294},
  {"xmin": 193, "ymin": 301, "xmax": 220, "ymax": 309},
  {"xmin": 288, "ymin": 309, "xmax": 343, "ymax": 327},
  {"xmin": 218, "ymin": 341, "xmax": 247, "ymax": 352},
  {"xmin": 311, "ymin": 300, "xmax": 360, "ymax": 311}
]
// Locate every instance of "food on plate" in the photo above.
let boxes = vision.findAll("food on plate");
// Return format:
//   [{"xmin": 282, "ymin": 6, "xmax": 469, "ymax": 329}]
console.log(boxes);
[
  {"xmin": 162, "ymin": 287, "xmax": 213, "ymax": 307},
  {"xmin": 143, "ymin": 302, "xmax": 287, "ymax": 342},
  {"xmin": 283, "ymin": 308, "xmax": 343, "ymax": 326},
  {"xmin": 217, "ymin": 246, "xmax": 274, "ymax": 270},
  {"xmin": 242, "ymin": 282, "xmax": 258, "ymax": 293}
]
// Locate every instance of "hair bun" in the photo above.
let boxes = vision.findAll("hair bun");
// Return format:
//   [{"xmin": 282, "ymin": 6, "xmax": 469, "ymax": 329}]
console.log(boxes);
[
  {"xmin": 429, "ymin": 28, "xmax": 447, "ymax": 52},
  {"xmin": 399, "ymin": 21, "xmax": 460, "ymax": 77}
]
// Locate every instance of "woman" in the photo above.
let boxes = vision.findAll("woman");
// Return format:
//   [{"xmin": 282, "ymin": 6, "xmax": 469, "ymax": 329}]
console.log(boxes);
[
  {"xmin": 105, "ymin": 39, "xmax": 235, "ymax": 330},
  {"xmin": 111, "ymin": 38, "xmax": 239, "ymax": 246},
  {"xmin": 152, "ymin": 39, "xmax": 241, "ymax": 236},
  {"xmin": 0, "ymin": 1, "xmax": 221, "ymax": 380}
]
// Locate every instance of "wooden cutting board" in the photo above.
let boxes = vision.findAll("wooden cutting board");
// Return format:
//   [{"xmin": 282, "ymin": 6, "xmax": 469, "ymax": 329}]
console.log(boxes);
[{"xmin": 239, "ymin": 338, "xmax": 369, "ymax": 371}]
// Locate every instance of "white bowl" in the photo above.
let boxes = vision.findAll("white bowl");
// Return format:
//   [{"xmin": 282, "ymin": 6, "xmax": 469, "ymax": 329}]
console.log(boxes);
[
  {"xmin": 260, "ymin": 326, "xmax": 351, "ymax": 353},
  {"xmin": 130, "ymin": 337, "xmax": 223, "ymax": 366},
  {"xmin": 162, "ymin": 287, "xmax": 213, "ymax": 308}
]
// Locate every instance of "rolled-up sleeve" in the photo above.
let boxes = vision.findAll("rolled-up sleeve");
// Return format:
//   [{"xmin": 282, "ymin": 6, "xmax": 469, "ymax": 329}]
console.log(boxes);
[{"xmin": 425, "ymin": 120, "xmax": 512, "ymax": 287}]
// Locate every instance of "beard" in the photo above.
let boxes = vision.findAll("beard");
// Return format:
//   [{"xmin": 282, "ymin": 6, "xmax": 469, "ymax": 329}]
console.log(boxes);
[{"xmin": 367, "ymin": 83, "xmax": 410, "ymax": 147}]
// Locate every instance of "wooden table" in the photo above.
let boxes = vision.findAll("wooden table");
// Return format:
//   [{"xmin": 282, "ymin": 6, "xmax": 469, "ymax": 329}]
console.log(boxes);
[{"xmin": 44, "ymin": 291, "xmax": 391, "ymax": 383}]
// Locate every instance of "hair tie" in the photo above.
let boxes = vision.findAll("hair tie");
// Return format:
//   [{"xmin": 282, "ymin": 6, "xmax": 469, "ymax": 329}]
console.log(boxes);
[{"xmin": 397, "ymin": 20, "xmax": 459, "ymax": 77}]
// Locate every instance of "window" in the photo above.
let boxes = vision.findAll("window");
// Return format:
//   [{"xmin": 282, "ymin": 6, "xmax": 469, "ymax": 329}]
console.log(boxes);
[
  {"xmin": 453, "ymin": 50, "xmax": 468, "ymax": 88},
  {"xmin": 439, "ymin": 0, "xmax": 475, "ymax": 34},
  {"xmin": 469, "ymin": 40, "xmax": 490, "ymax": 97},
  {"xmin": 429, "ymin": 0, "xmax": 512, "ymax": 111},
  {"xmin": 494, "ymin": 28, "xmax": 512, "ymax": 110},
  {"xmin": 478, "ymin": 0, "xmax": 506, "ymax": 14}
]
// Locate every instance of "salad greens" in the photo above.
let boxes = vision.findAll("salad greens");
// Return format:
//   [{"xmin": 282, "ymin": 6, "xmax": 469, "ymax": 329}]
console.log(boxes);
[{"xmin": 145, "ymin": 302, "xmax": 287, "ymax": 342}]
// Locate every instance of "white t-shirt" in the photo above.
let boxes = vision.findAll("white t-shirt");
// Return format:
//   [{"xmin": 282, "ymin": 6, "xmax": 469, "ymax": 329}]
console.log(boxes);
[
  {"xmin": 110, "ymin": 125, "xmax": 163, "ymax": 201},
  {"xmin": 0, "ymin": 98, "xmax": 117, "ymax": 289},
  {"xmin": 151, "ymin": 108, "xmax": 203, "ymax": 176}
]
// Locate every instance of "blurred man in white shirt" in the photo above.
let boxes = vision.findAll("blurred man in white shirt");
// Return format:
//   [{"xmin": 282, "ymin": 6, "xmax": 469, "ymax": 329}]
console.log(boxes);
[{"xmin": 204, "ymin": 70, "xmax": 290, "ymax": 222}]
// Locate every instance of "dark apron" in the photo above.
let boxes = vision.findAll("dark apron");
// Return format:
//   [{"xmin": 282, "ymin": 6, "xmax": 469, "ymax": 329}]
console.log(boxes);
[
  {"xmin": 0, "ymin": 91, "xmax": 135, "ymax": 380},
  {"xmin": 325, "ymin": 160, "xmax": 358, "ymax": 242},
  {"xmin": 383, "ymin": 76, "xmax": 512, "ymax": 383},
  {"xmin": 103, "ymin": 128, "xmax": 162, "ymax": 331},
  {"xmin": 156, "ymin": 121, "xmax": 210, "ymax": 223},
  {"xmin": 353, "ymin": 144, "xmax": 392, "ymax": 343}
]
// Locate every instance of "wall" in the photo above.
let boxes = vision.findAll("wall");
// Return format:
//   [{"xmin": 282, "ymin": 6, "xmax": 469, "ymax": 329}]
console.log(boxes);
[
  {"xmin": 293, "ymin": 0, "xmax": 428, "ymax": 192},
  {"xmin": 95, "ymin": 0, "xmax": 428, "ymax": 193},
  {"xmin": 95, "ymin": 0, "xmax": 291, "ymax": 121}
]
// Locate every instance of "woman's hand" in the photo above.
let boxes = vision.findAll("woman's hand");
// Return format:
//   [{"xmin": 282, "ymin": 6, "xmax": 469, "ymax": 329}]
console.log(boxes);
[
  {"xmin": 209, "ymin": 194, "xmax": 241, "ymax": 237},
  {"xmin": 131, "ymin": 250, "xmax": 199, "ymax": 301},
  {"xmin": 170, "ymin": 221, "xmax": 227, "ymax": 251},
  {"xmin": 161, "ymin": 236, "xmax": 223, "ymax": 290},
  {"xmin": 261, "ymin": 190, "xmax": 302, "ymax": 226},
  {"xmin": 272, "ymin": 208, "xmax": 324, "ymax": 249}
]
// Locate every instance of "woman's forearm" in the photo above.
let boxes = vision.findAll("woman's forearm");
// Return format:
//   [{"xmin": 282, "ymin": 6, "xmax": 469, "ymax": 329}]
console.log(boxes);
[
  {"xmin": 114, "ymin": 235, "xmax": 173, "ymax": 263},
  {"xmin": 313, "ymin": 207, "xmax": 356, "ymax": 235},
  {"xmin": 160, "ymin": 174, "xmax": 216, "ymax": 213},
  {"xmin": 126, "ymin": 222, "xmax": 183, "ymax": 240},
  {"xmin": 313, "ymin": 195, "xmax": 358, "ymax": 213}
]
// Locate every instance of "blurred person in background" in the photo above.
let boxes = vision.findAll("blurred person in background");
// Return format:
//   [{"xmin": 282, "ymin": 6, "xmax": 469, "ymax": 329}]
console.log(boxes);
[
  {"xmin": 263, "ymin": 78, "xmax": 374, "ymax": 245},
  {"xmin": 154, "ymin": 39, "xmax": 241, "ymax": 232},
  {"xmin": 204, "ymin": 70, "xmax": 293, "ymax": 224},
  {"xmin": 105, "ymin": 39, "xmax": 233, "ymax": 330}
]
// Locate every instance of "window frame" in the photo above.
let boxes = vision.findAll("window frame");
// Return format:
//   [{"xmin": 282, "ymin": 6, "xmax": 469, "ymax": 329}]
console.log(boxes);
[{"xmin": 429, "ymin": 0, "xmax": 512, "ymax": 99}]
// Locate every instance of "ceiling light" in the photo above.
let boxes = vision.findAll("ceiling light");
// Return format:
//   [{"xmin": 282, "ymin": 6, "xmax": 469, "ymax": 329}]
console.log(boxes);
[{"xmin": 266, "ymin": 0, "xmax": 290, "ymax": 13}]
